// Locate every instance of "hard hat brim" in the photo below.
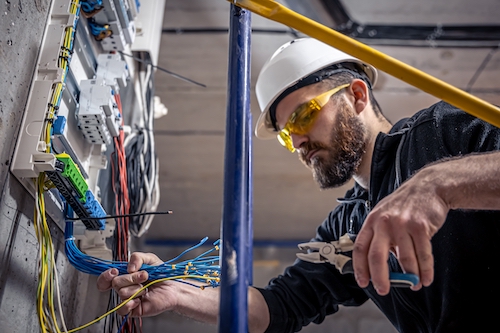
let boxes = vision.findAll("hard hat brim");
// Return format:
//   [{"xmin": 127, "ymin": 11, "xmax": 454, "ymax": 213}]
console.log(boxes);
[{"xmin": 255, "ymin": 109, "xmax": 277, "ymax": 140}]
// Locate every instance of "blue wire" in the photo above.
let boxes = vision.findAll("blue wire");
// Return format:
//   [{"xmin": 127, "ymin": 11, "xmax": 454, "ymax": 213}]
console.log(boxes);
[
  {"xmin": 80, "ymin": 0, "xmax": 103, "ymax": 13},
  {"xmin": 117, "ymin": 314, "xmax": 128, "ymax": 333},
  {"xmin": 64, "ymin": 213, "xmax": 220, "ymax": 286},
  {"xmin": 88, "ymin": 22, "xmax": 109, "ymax": 36}
]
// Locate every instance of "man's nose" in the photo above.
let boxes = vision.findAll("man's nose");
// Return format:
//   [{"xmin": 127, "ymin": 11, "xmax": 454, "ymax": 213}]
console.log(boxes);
[{"xmin": 291, "ymin": 133, "xmax": 309, "ymax": 150}]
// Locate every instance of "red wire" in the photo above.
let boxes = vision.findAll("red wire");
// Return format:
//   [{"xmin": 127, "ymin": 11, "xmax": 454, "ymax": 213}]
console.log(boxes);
[
  {"xmin": 114, "ymin": 94, "xmax": 141, "ymax": 331},
  {"xmin": 113, "ymin": 94, "xmax": 130, "ymax": 262}
]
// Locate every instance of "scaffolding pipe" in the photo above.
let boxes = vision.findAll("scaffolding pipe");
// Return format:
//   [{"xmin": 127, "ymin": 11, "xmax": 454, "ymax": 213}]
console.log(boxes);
[
  {"xmin": 219, "ymin": 4, "xmax": 252, "ymax": 333},
  {"xmin": 230, "ymin": 0, "xmax": 500, "ymax": 129}
]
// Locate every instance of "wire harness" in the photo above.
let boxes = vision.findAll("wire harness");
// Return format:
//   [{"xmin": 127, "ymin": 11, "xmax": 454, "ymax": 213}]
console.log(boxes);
[{"xmin": 65, "ymin": 218, "xmax": 221, "ymax": 288}]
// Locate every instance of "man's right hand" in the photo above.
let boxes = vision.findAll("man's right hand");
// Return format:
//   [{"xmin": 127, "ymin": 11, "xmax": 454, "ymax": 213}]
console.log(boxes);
[
  {"xmin": 97, "ymin": 252, "xmax": 270, "ymax": 332},
  {"xmin": 97, "ymin": 252, "xmax": 179, "ymax": 317}
]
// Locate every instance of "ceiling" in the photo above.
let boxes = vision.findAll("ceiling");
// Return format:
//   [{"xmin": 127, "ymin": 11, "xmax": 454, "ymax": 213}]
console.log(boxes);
[{"xmin": 139, "ymin": 0, "xmax": 500, "ymax": 249}]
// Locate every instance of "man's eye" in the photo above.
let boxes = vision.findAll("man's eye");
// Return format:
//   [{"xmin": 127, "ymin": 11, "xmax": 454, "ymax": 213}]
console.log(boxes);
[{"xmin": 297, "ymin": 109, "xmax": 316, "ymax": 123}]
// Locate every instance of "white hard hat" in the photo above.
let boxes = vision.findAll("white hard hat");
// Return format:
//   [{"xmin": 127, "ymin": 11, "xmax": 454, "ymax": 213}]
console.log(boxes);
[{"xmin": 255, "ymin": 38, "xmax": 378, "ymax": 139}]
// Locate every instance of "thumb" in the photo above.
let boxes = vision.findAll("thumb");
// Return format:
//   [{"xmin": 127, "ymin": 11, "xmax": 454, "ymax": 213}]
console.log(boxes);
[
  {"xmin": 97, "ymin": 268, "xmax": 119, "ymax": 292},
  {"xmin": 128, "ymin": 252, "xmax": 163, "ymax": 273}
]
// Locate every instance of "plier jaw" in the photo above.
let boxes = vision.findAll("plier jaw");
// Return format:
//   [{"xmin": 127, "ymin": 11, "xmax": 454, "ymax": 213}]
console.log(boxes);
[
  {"xmin": 297, "ymin": 234, "xmax": 356, "ymax": 274},
  {"xmin": 297, "ymin": 233, "xmax": 420, "ymax": 288}
]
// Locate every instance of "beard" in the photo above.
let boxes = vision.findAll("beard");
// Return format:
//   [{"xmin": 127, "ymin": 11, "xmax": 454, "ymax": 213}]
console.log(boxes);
[{"xmin": 298, "ymin": 99, "xmax": 366, "ymax": 189}]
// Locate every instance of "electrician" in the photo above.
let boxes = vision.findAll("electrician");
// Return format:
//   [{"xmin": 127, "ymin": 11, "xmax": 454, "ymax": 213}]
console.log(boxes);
[{"xmin": 98, "ymin": 38, "xmax": 500, "ymax": 333}]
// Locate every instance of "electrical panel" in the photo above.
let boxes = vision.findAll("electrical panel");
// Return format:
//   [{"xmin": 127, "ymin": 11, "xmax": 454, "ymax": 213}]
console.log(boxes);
[{"xmin": 11, "ymin": 0, "xmax": 165, "ymax": 256}]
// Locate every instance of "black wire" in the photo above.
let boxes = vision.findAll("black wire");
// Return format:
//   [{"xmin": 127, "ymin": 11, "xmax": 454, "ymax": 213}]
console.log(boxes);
[
  {"xmin": 124, "ymin": 64, "xmax": 158, "ymax": 237},
  {"xmin": 65, "ymin": 210, "xmax": 173, "ymax": 221},
  {"xmin": 124, "ymin": 130, "xmax": 148, "ymax": 235},
  {"xmin": 104, "ymin": 291, "xmax": 118, "ymax": 333},
  {"xmin": 118, "ymin": 51, "xmax": 207, "ymax": 88},
  {"xmin": 161, "ymin": 27, "xmax": 301, "ymax": 35}
]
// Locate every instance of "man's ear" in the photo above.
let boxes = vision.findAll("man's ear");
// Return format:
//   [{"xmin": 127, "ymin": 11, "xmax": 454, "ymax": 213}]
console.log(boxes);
[{"xmin": 349, "ymin": 79, "xmax": 369, "ymax": 115}]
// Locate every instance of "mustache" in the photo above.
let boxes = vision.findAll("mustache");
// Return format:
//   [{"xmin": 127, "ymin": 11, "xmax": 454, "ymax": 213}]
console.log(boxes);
[{"xmin": 298, "ymin": 141, "xmax": 329, "ymax": 163}]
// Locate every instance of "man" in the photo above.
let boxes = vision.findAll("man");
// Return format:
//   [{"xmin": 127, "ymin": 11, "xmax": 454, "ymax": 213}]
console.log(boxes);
[{"xmin": 98, "ymin": 38, "xmax": 500, "ymax": 332}]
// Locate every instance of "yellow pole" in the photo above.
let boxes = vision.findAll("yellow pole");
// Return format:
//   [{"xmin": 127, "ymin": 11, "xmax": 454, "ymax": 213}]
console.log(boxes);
[{"xmin": 230, "ymin": 0, "xmax": 500, "ymax": 128}]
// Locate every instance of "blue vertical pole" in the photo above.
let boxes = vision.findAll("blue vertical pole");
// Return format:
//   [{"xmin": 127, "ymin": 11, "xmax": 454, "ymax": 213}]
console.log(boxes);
[{"xmin": 219, "ymin": 4, "xmax": 252, "ymax": 333}]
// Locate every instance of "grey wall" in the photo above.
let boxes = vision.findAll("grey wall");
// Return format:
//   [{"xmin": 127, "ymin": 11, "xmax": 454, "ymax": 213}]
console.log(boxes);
[{"xmin": 0, "ymin": 1, "xmax": 108, "ymax": 332}]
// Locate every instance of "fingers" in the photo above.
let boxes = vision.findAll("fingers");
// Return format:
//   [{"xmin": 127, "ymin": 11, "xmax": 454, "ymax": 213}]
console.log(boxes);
[
  {"xmin": 97, "ymin": 268, "xmax": 119, "ymax": 292},
  {"xmin": 412, "ymin": 233, "xmax": 434, "ymax": 287},
  {"xmin": 128, "ymin": 252, "xmax": 163, "ymax": 273},
  {"xmin": 117, "ymin": 298, "xmax": 142, "ymax": 316},
  {"xmin": 113, "ymin": 271, "xmax": 149, "ymax": 316},
  {"xmin": 96, "ymin": 252, "xmax": 163, "ymax": 318},
  {"xmin": 366, "ymin": 227, "xmax": 392, "ymax": 295},
  {"xmin": 352, "ymin": 222, "xmax": 373, "ymax": 289},
  {"xmin": 112, "ymin": 271, "xmax": 149, "ymax": 291},
  {"xmin": 353, "ymin": 215, "xmax": 394, "ymax": 296},
  {"xmin": 98, "ymin": 252, "xmax": 158, "ymax": 298},
  {"xmin": 354, "ymin": 213, "xmax": 435, "ymax": 295}
]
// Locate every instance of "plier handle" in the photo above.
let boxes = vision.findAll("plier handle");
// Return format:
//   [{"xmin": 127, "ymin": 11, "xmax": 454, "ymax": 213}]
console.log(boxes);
[{"xmin": 297, "ymin": 233, "xmax": 419, "ymax": 288}]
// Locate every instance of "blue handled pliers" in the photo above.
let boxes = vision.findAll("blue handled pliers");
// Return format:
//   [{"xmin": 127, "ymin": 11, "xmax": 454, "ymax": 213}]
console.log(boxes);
[{"xmin": 296, "ymin": 233, "xmax": 419, "ymax": 288}]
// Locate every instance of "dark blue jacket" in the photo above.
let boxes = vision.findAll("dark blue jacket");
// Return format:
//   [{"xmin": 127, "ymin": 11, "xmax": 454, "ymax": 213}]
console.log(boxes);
[{"xmin": 258, "ymin": 101, "xmax": 500, "ymax": 333}]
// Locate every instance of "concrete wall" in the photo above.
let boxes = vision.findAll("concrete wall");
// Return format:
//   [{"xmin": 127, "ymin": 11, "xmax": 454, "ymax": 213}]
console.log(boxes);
[{"xmin": 0, "ymin": 1, "xmax": 108, "ymax": 332}]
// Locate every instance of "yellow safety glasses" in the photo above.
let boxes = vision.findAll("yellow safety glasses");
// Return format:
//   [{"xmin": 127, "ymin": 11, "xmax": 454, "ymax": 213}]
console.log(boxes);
[{"xmin": 277, "ymin": 83, "xmax": 350, "ymax": 152}]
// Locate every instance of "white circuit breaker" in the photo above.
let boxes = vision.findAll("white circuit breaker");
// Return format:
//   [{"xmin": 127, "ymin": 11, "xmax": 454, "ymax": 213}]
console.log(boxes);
[
  {"xmin": 78, "ymin": 78, "xmax": 118, "ymax": 144},
  {"xmin": 96, "ymin": 53, "xmax": 130, "ymax": 93}
]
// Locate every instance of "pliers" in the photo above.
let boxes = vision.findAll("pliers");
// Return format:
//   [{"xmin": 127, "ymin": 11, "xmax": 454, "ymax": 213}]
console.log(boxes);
[{"xmin": 297, "ymin": 233, "xmax": 420, "ymax": 288}]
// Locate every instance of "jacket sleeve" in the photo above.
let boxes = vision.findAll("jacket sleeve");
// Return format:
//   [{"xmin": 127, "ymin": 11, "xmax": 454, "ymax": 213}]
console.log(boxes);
[{"xmin": 257, "ymin": 185, "xmax": 370, "ymax": 333}]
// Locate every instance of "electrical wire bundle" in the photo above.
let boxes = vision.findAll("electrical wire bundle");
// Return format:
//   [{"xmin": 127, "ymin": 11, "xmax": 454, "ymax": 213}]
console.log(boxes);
[
  {"xmin": 65, "ymin": 220, "xmax": 221, "ymax": 287},
  {"xmin": 34, "ymin": 175, "xmax": 69, "ymax": 333},
  {"xmin": 88, "ymin": 22, "xmax": 112, "ymax": 40},
  {"xmin": 125, "ymin": 56, "xmax": 160, "ymax": 238},
  {"xmin": 110, "ymin": 93, "xmax": 130, "ymax": 262},
  {"xmin": 32, "ymin": 198, "xmax": 219, "ymax": 333},
  {"xmin": 45, "ymin": 0, "xmax": 80, "ymax": 150},
  {"xmin": 80, "ymin": 0, "xmax": 112, "ymax": 40},
  {"xmin": 80, "ymin": 0, "xmax": 102, "ymax": 13},
  {"xmin": 28, "ymin": 1, "xmax": 218, "ymax": 332},
  {"xmin": 59, "ymin": 1, "xmax": 79, "ymax": 79},
  {"xmin": 30, "ymin": 3, "xmax": 82, "ymax": 332},
  {"xmin": 107, "ymin": 92, "xmax": 136, "ymax": 332}
]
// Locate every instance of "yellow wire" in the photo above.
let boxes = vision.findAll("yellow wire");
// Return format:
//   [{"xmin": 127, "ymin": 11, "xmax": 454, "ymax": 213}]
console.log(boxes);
[
  {"xmin": 35, "ymin": 175, "xmax": 64, "ymax": 333},
  {"xmin": 66, "ymin": 275, "xmax": 220, "ymax": 333},
  {"xmin": 70, "ymin": 0, "xmax": 79, "ymax": 15},
  {"xmin": 35, "ymin": 176, "xmax": 220, "ymax": 332},
  {"xmin": 34, "ymin": 3, "xmax": 84, "ymax": 332},
  {"xmin": 35, "ymin": 177, "xmax": 45, "ymax": 332},
  {"xmin": 36, "ymin": 171, "xmax": 220, "ymax": 332}
]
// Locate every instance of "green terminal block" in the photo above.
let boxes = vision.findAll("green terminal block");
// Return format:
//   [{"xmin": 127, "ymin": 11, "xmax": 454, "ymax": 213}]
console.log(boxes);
[
  {"xmin": 46, "ymin": 153, "xmax": 106, "ymax": 230},
  {"xmin": 55, "ymin": 153, "xmax": 88, "ymax": 201}
]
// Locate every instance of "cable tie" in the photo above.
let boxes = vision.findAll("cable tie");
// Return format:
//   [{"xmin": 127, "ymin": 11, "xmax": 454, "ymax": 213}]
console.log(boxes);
[{"xmin": 66, "ymin": 236, "xmax": 76, "ymax": 241}]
